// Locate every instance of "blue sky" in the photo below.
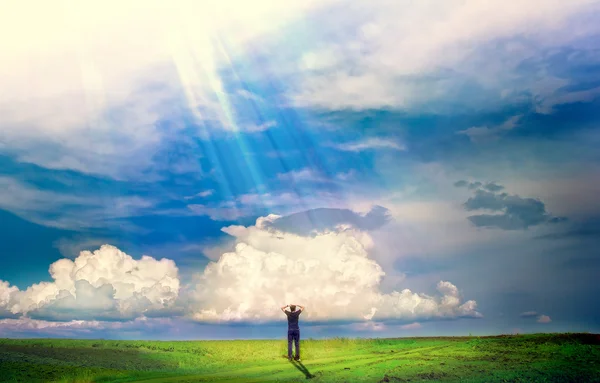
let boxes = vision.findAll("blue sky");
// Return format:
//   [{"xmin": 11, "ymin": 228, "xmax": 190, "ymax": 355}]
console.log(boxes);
[{"xmin": 1, "ymin": 0, "xmax": 600, "ymax": 339}]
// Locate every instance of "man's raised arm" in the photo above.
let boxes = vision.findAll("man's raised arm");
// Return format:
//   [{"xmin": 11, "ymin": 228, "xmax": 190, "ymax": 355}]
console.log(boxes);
[
  {"xmin": 281, "ymin": 305, "xmax": 289, "ymax": 313},
  {"xmin": 297, "ymin": 305, "xmax": 305, "ymax": 312}
]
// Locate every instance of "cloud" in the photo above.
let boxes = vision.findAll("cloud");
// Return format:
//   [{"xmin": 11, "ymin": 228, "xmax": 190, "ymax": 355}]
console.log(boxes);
[
  {"xmin": 400, "ymin": 322, "xmax": 422, "ymax": 330},
  {"xmin": 0, "ymin": 316, "xmax": 181, "ymax": 339},
  {"xmin": 537, "ymin": 315, "xmax": 552, "ymax": 323},
  {"xmin": 457, "ymin": 115, "xmax": 522, "ymax": 143},
  {"xmin": 454, "ymin": 180, "xmax": 503, "ymax": 191},
  {"xmin": 461, "ymin": 182, "xmax": 567, "ymax": 230},
  {"xmin": 520, "ymin": 311, "xmax": 538, "ymax": 318},
  {"xmin": 336, "ymin": 170, "xmax": 357, "ymax": 181},
  {"xmin": 332, "ymin": 138, "xmax": 406, "ymax": 152},
  {"xmin": 535, "ymin": 218, "xmax": 600, "ymax": 240},
  {"xmin": 520, "ymin": 311, "xmax": 551, "ymax": 323},
  {"xmin": 277, "ymin": 168, "xmax": 329, "ymax": 183},
  {"xmin": 0, "ymin": 1, "xmax": 332, "ymax": 177},
  {"xmin": 187, "ymin": 190, "xmax": 348, "ymax": 221},
  {"xmin": 483, "ymin": 182, "xmax": 505, "ymax": 192},
  {"xmin": 0, "ymin": 281, "xmax": 19, "ymax": 319},
  {"xmin": 237, "ymin": 89, "xmax": 265, "ymax": 103},
  {"xmin": 187, "ymin": 203, "xmax": 253, "ymax": 221},
  {"xmin": 184, "ymin": 190, "xmax": 216, "ymax": 200},
  {"xmin": 535, "ymin": 85, "xmax": 600, "ymax": 114},
  {"xmin": 188, "ymin": 215, "xmax": 481, "ymax": 323},
  {"xmin": 0, "ymin": 245, "xmax": 180, "ymax": 321},
  {"xmin": 276, "ymin": 168, "xmax": 362, "ymax": 184},
  {"xmin": 0, "ymin": 176, "xmax": 155, "ymax": 230},
  {"xmin": 242, "ymin": 120, "xmax": 277, "ymax": 133},
  {"xmin": 349, "ymin": 321, "xmax": 387, "ymax": 332},
  {"xmin": 287, "ymin": 0, "xmax": 600, "ymax": 112},
  {"xmin": 53, "ymin": 236, "xmax": 115, "ymax": 258},
  {"xmin": 265, "ymin": 206, "xmax": 392, "ymax": 236}
]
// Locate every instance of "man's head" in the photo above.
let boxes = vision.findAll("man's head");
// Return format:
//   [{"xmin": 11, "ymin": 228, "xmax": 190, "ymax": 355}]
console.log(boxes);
[{"xmin": 290, "ymin": 305, "xmax": 296, "ymax": 312}]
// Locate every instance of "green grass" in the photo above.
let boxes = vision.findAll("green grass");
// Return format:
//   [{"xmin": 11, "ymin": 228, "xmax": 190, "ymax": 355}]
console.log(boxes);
[{"xmin": 1, "ymin": 333, "xmax": 599, "ymax": 382}]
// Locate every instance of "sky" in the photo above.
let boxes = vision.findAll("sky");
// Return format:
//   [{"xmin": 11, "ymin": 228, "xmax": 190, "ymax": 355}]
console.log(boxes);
[{"xmin": 1, "ymin": 0, "xmax": 600, "ymax": 340}]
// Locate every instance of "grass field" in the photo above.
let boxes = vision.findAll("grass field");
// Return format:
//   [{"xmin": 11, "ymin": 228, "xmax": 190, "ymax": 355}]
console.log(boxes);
[{"xmin": 1, "ymin": 333, "xmax": 599, "ymax": 382}]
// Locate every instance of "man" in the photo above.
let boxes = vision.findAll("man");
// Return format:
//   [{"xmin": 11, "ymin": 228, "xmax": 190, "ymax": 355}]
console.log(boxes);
[{"xmin": 281, "ymin": 304, "xmax": 304, "ymax": 361}]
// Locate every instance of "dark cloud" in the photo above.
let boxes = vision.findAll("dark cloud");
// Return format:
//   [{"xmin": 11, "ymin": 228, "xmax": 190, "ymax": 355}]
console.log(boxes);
[
  {"xmin": 455, "ymin": 180, "xmax": 502, "ymax": 191},
  {"xmin": 561, "ymin": 256, "xmax": 600, "ymax": 270},
  {"xmin": 266, "ymin": 205, "xmax": 392, "ymax": 236},
  {"xmin": 483, "ymin": 182, "xmax": 504, "ymax": 192},
  {"xmin": 464, "ymin": 190, "xmax": 509, "ymax": 211},
  {"xmin": 461, "ymin": 184, "xmax": 566, "ymax": 230},
  {"xmin": 536, "ymin": 218, "xmax": 600, "ymax": 240}
]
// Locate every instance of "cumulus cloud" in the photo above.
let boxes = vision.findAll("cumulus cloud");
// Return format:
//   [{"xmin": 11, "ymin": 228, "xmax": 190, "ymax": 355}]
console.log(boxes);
[
  {"xmin": 0, "ymin": 281, "xmax": 20, "ymax": 319},
  {"xmin": 459, "ymin": 181, "xmax": 567, "ymax": 230},
  {"xmin": 537, "ymin": 315, "xmax": 552, "ymax": 323},
  {"xmin": 188, "ymin": 215, "xmax": 481, "ymax": 323},
  {"xmin": 0, "ymin": 245, "xmax": 180, "ymax": 321}
]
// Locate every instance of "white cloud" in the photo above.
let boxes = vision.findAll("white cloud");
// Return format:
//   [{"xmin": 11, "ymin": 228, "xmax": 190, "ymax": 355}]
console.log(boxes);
[
  {"xmin": 336, "ymin": 170, "xmax": 357, "ymax": 181},
  {"xmin": 333, "ymin": 138, "xmax": 406, "ymax": 152},
  {"xmin": 0, "ymin": 245, "xmax": 180, "ymax": 321},
  {"xmin": 0, "ymin": 0, "xmax": 334, "ymax": 177},
  {"xmin": 289, "ymin": 0, "xmax": 600, "ymax": 111},
  {"xmin": 188, "ymin": 215, "xmax": 481, "ymax": 323},
  {"xmin": 457, "ymin": 115, "xmax": 522, "ymax": 143},
  {"xmin": 237, "ymin": 89, "xmax": 265, "ymax": 103},
  {"xmin": 0, "ymin": 316, "xmax": 179, "ymax": 338},
  {"xmin": 243, "ymin": 120, "xmax": 277, "ymax": 133},
  {"xmin": 184, "ymin": 189, "xmax": 215, "ymax": 200},
  {"xmin": 537, "ymin": 314, "xmax": 552, "ymax": 323}
]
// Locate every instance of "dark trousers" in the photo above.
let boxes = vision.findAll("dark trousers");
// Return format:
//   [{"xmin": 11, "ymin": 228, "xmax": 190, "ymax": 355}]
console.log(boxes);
[{"xmin": 287, "ymin": 329, "xmax": 300, "ymax": 358}]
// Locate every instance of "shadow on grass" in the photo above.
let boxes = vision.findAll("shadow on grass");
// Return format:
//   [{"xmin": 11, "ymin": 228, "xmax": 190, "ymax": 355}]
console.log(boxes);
[{"xmin": 290, "ymin": 360, "xmax": 313, "ymax": 379}]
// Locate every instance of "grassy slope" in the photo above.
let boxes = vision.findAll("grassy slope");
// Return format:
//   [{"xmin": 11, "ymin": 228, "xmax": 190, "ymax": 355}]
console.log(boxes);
[{"xmin": 0, "ymin": 333, "xmax": 599, "ymax": 383}]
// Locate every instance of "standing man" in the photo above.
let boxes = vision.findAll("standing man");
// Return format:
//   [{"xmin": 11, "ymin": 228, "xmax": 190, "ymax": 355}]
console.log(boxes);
[{"xmin": 281, "ymin": 304, "xmax": 304, "ymax": 361}]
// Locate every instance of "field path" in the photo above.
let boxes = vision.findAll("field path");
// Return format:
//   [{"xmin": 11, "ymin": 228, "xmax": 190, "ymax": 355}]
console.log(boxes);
[{"xmin": 131, "ymin": 344, "xmax": 453, "ymax": 382}]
